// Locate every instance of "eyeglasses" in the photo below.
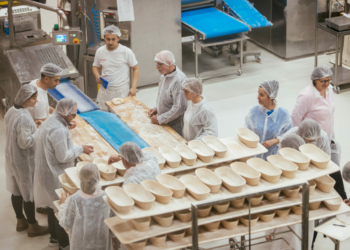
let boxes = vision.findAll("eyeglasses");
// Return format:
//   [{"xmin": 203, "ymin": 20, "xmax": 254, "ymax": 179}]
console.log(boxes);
[
  {"xmin": 155, "ymin": 62, "xmax": 164, "ymax": 67},
  {"xmin": 319, "ymin": 79, "xmax": 331, "ymax": 84}
]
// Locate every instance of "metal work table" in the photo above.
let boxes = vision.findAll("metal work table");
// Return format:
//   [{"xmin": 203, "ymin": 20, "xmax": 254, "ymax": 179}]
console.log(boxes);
[
  {"xmin": 315, "ymin": 23, "xmax": 350, "ymax": 93},
  {"xmin": 315, "ymin": 217, "xmax": 350, "ymax": 250}
]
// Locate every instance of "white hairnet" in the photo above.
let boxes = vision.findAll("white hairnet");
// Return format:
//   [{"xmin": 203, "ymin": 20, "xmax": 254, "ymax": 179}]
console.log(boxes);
[
  {"xmin": 155, "ymin": 50, "xmax": 175, "ymax": 66},
  {"xmin": 123, "ymin": 152, "xmax": 161, "ymax": 186},
  {"xmin": 183, "ymin": 99, "xmax": 218, "ymax": 141},
  {"xmin": 260, "ymin": 80, "xmax": 279, "ymax": 101},
  {"xmin": 41, "ymin": 63, "xmax": 63, "ymax": 77},
  {"xmin": 14, "ymin": 84, "xmax": 38, "ymax": 106},
  {"xmin": 182, "ymin": 78, "xmax": 203, "ymax": 95},
  {"xmin": 342, "ymin": 161, "xmax": 350, "ymax": 183},
  {"xmin": 280, "ymin": 134, "xmax": 305, "ymax": 150},
  {"xmin": 103, "ymin": 25, "xmax": 121, "ymax": 37},
  {"xmin": 79, "ymin": 163, "xmax": 100, "ymax": 194},
  {"xmin": 120, "ymin": 142, "xmax": 144, "ymax": 165},
  {"xmin": 311, "ymin": 65, "xmax": 333, "ymax": 80},
  {"xmin": 56, "ymin": 98, "xmax": 78, "ymax": 116},
  {"xmin": 297, "ymin": 119, "xmax": 321, "ymax": 141}
]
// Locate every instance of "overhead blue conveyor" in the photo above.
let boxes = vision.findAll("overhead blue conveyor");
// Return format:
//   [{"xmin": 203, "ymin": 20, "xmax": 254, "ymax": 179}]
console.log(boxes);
[
  {"xmin": 223, "ymin": 0, "xmax": 272, "ymax": 29},
  {"xmin": 181, "ymin": 7, "xmax": 250, "ymax": 39},
  {"xmin": 48, "ymin": 79, "xmax": 98, "ymax": 114},
  {"xmin": 48, "ymin": 79, "xmax": 149, "ymax": 152}
]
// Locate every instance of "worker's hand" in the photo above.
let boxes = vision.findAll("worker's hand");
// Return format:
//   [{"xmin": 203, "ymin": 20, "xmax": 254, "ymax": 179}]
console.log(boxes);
[
  {"xmin": 262, "ymin": 139, "xmax": 277, "ymax": 149},
  {"xmin": 35, "ymin": 120, "xmax": 42, "ymax": 128},
  {"xmin": 68, "ymin": 120, "xmax": 77, "ymax": 130},
  {"xmin": 344, "ymin": 199, "xmax": 350, "ymax": 206},
  {"xmin": 148, "ymin": 108, "xmax": 157, "ymax": 116},
  {"xmin": 128, "ymin": 87, "xmax": 137, "ymax": 97},
  {"xmin": 185, "ymin": 141, "xmax": 189, "ymax": 145},
  {"xmin": 150, "ymin": 115, "xmax": 159, "ymax": 124},
  {"xmin": 82, "ymin": 144, "xmax": 94, "ymax": 155},
  {"xmin": 95, "ymin": 75, "xmax": 102, "ymax": 84},
  {"xmin": 60, "ymin": 191, "xmax": 70, "ymax": 204},
  {"xmin": 108, "ymin": 154, "xmax": 122, "ymax": 165}
]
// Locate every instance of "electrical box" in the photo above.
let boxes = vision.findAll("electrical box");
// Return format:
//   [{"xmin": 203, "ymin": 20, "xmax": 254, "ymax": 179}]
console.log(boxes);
[
  {"xmin": 52, "ymin": 27, "xmax": 83, "ymax": 45},
  {"xmin": 331, "ymin": 0, "xmax": 345, "ymax": 12}
]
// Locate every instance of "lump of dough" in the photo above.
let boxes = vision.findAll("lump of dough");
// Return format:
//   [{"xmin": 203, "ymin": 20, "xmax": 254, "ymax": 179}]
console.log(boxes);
[
  {"xmin": 97, "ymin": 163, "xmax": 111, "ymax": 172},
  {"xmin": 112, "ymin": 98, "xmax": 124, "ymax": 105}
]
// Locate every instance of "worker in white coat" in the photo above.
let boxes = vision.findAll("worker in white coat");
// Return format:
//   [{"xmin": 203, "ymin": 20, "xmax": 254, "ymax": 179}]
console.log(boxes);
[
  {"xmin": 182, "ymin": 78, "xmax": 218, "ymax": 142},
  {"xmin": 148, "ymin": 50, "xmax": 187, "ymax": 135},
  {"xmin": 33, "ymin": 98, "xmax": 94, "ymax": 249},
  {"xmin": 244, "ymin": 80, "xmax": 293, "ymax": 160},
  {"xmin": 93, "ymin": 25, "xmax": 139, "ymax": 111},
  {"xmin": 28, "ymin": 63, "xmax": 63, "ymax": 128},
  {"xmin": 108, "ymin": 142, "xmax": 160, "ymax": 185},
  {"xmin": 5, "ymin": 84, "xmax": 49, "ymax": 237},
  {"xmin": 58, "ymin": 163, "xmax": 113, "ymax": 250},
  {"xmin": 281, "ymin": 119, "xmax": 331, "ymax": 156}
]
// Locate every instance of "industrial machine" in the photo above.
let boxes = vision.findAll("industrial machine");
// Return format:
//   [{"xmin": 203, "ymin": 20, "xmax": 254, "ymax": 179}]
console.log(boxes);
[
  {"xmin": 248, "ymin": 0, "xmax": 344, "ymax": 59},
  {"xmin": 0, "ymin": 0, "xmax": 84, "ymax": 112}
]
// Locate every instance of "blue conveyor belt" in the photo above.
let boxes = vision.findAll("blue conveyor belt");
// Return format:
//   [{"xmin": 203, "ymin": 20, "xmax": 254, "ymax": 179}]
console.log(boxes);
[
  {"xmin": 79, "ymin": 110, "xmax": 149, "ymax": 151},
  {"xmin": 224, "ymin": 0, "xmax": 272, "ymax": 28},
  {"xmin": 48, "ymin": 79, "xmax": 98, "ymax": 114},
  {"xmin": 181, "ymin": 7, "xmax": 249, "ymax": 39}
]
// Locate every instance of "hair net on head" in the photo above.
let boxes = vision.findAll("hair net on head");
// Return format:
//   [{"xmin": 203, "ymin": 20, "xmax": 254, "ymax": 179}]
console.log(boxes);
[
  {"xmin": 297, "ymin": 119, "xmax": 321, "ymax": 141},
  {"xmin": 41, "ymin": 63, "xmax": 63, "ymax": 77},
  {"xmin": 56, "ymin": 98, "xmax": 78, "ymax": 116},
  {"xmin": 182, "ymin": 78, "xmax": 203, "ymax": 95},
  {"xmin": 14, "ymin": 84, "xmax": 38, "ymax": 106},
  {"xmin": 154, "ymin": 50, "xmax": 175, "ymax": 66},
  {"xmin": 103, "ymin": 25, "xmax": 121, "ymax": 37},
  {"xmin": 79, "ymin": 163, "xmax": 100, "ymax": 194},
  {"xmin": 119, "ymin": 142, "xmax": 144, "ymax": 165},
  {"xmin": 311, "ymin": 65, "xmax": 333, "ymax": 80},
  {"xmin": 260, "ymin": 80, "xmax": 279, "ymax": 101},
  {"xmin": 280, "ymin": 134, "xmax": 305, "ymax": 150}
]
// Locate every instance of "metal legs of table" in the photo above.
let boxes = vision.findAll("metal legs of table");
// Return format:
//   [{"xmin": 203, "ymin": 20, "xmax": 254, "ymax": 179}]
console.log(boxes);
[
  {"xmin": 194, "ymin": 33, "xmax": 199, "ymax": 79},
  {"xmin": 301, "ymin": 182, "xmax": 310, "ymax": 250}
]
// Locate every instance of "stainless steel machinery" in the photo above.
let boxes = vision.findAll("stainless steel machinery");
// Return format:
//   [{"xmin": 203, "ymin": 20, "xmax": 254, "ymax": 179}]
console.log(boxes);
[
  {"xmin": 0, "ymin": 0, "xmax": 82, "ymax": 109},
  {"xmin": 248, "ymin": 0, "xmax": 340, "ymax": 59}
]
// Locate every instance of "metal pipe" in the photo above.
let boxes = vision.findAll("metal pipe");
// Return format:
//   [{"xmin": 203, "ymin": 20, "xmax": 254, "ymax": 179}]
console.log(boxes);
[
  {"xmin": 301, "ymin": 182, "xmax": 310, "ymax": 250},
  {"xmin": 20, "ymin": 0, "xmax": 70, "ymax": 29},
  {"xmin": 8, "ymin": 0, "xmax": 15, "ymax": 48},
  {"xmin": 9, "ymin": 0, "xmax": 70, "ymax": 48},
  {"xmin": 191, "ymin": 204, "xmax": 199, "ymax": 250}
]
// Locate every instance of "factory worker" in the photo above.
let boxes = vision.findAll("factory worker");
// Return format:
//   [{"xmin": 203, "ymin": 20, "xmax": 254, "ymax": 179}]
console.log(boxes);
[
  {"xmin": 5, "ymin": 84, "xmax": 49, "ymax": 236},
  {"xmin": 148, "ymin": 50, "xmax": 187, "ymax": 135},
  {"xmin": 244, "ymin": 80, "xmax": 293, "ymax": 160},
  {"xmin": 182, "ymin": 78, "xmax": 218, "ymax": 142},
  {"xmin": 33, "ymin": 98, "xmax": 94, "ymax": 249},
  {"xmin": 282, "ymin": 119, "xmax": 331, "ymax": 154},
  {"xmin": 93, "ymin": 25, "xmax": 139, "ymax": 111},
  {"xmin": 280, "ymin": 134, "xmax": 305, "ymax": 150},
  {"xmin": 58, "ymin": 163, "xmax": 113, "ymax": 250},
  {"xmin": 108, "ymin": 142, "xmax": 160, "ymax": 185},
  {"xmin": 28, "ymin": 63, "xmax": 65, "ymax": 128}
]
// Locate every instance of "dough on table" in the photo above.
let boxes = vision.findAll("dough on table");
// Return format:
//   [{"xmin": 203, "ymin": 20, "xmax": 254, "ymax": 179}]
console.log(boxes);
[{"xmin": 112, "ymin": 98, "xmax": 124, "ymax": 105}]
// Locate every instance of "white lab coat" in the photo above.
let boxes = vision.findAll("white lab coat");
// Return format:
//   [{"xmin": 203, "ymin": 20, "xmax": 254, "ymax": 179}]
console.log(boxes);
[
  {"xmin": 5, "ymin": 107, "xmax": 38, "ymax": 201},
  {"xmin": 33, "ymin": 112, "xmax": 83, "ymax": 211}
]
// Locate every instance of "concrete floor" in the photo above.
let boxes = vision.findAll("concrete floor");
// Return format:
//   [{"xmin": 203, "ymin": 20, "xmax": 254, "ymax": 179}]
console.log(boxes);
[{"xmin": 1, "ymin": 1, "xmax": 350, "ymax": 249}]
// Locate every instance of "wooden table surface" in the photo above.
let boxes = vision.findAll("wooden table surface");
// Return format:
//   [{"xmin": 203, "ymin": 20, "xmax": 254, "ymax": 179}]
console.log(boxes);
[
  {"xmin": 106, "ymin": 97, "xmax": 186, "ymax": 149},
  {"xmin": 71, "ymin": 115, "xmax": 119, "ymax": 162}
]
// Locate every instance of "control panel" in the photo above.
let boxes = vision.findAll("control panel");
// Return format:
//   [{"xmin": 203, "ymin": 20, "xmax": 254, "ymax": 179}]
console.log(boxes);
[{"xmin": 52, "ymin": 27, "xmax": 82, "ymax": 45}]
